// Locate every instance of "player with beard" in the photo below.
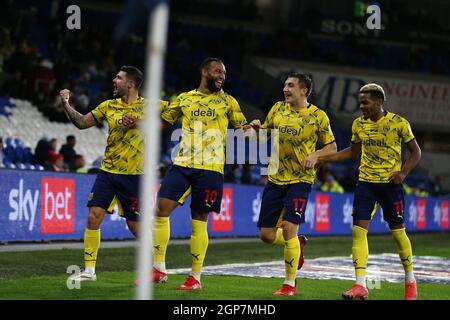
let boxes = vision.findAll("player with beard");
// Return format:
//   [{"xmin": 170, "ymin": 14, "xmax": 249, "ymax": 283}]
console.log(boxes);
[
  {"xmin": 137, "ymin": 58, "xmax": 248, "ymax": 290},
  {"xmin": 61, "ymin": 66, "xmax": 167, "ymax": 281}
]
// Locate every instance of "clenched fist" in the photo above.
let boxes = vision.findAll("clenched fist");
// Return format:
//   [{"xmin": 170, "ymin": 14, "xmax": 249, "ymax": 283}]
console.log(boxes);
[{"xmin": 59, "ymin": 89, "xmax": 71, "ymax": 103}]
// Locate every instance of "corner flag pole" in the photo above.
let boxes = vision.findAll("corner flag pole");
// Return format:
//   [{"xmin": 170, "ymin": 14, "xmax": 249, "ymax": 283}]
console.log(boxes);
[{"xmin": 136, "ymin": 1, "xmax": 169, "ymax": 300}]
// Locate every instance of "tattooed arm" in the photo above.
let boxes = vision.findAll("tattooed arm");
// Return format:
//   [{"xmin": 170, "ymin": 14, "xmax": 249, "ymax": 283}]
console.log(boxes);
[{"xmin": 59, "ymin": 89, "xmax": 97, "ymax": 129}]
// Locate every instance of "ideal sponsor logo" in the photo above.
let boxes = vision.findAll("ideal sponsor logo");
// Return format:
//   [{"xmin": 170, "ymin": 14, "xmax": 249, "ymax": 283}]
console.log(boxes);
[
  {"xmin": 211, "ymin": 188, "xmax": 233, "ymax": 232},
  {"xmin": 8, "ymin": 179, "xmax": 40, "ymax": 231},
  {"xmin": 315, "ymin": 194, "xmax": 330, "ymax": 232},
  {"xmin": 40, "ymin": 177, "xmax": 75, "ymax": 234},
  {"xmin": 191, "ymin": 108, "xmax": 215, "ymax": 117},
  {"xmin": 279, "ymin": 125, "xmax": 301, "ymax": 136}
]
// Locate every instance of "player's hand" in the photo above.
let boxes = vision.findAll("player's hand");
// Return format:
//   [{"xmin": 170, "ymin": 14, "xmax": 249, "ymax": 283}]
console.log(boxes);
[
  {"xmin": 303, "ymin": 153, "xmax": 320, "ymax": 170},
  {"xmin": 389, "ymin": 171, "xmax": 406, "ymax": 184},
  {"xmin": 59, "ymin": 89, "xmax": 70, "ymax": 103},
  {"xmin": 122, "ymin": 113, "xmax": 138, "ymax": 128},
  {"xmin": 249, "ymin": 119, "xmax": 262, "ymax": 131}
]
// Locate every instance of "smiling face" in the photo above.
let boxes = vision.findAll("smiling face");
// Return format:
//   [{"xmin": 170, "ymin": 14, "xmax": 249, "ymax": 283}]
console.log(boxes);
[
  {"xmin": 203, "ymin": 61, "xmax": 226, "ymax": 93},
  {"xmin": 283, "ymin": 77, "xmax": 308, "ymax": 104},
  {"xmin": 112, "ymin": 71, "xmax": 131, "ymax": 98},
  {"xmin": 358, "ymin": 93, "xmax": 383, "ymax": 119}
]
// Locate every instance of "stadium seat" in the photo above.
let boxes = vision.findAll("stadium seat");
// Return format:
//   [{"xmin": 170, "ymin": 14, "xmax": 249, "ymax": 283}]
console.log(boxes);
[{"xmin": 15, "ymin": 162, "xmax": 26, "ymax": 170}]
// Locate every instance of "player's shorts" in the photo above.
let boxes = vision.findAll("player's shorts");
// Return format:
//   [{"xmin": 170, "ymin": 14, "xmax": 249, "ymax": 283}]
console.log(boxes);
[
  {"xmin": 257, "ymin": 181, "xmax": 312, "ymax": 228},
  {"xmin": 158, "ymin": 165, "xmax": 223, "ymax": 214},
  {"xmin": 353, "ymin": 181, "xmax": 405, "ymax": 225},
  {"xmin": 87, "ymin": 170, "xmax": 141, "ymax": 221}
]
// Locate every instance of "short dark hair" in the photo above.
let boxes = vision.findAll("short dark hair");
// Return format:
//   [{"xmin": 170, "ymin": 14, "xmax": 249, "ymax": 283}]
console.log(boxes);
[
  {"xmin": 359, "ymin": 83, "xmax": 386, "ymax": 102},
  {"xmin": 199, "ymin": 57, "xmax": 223, "ymax": 74},
  {"xmin": 286, "ymin": 73, "xmax": 313, "ymax": 98},
  {"xmin": 67, "ymin": 135, "xmax": 75, "ymax": 142},
  {"xmin": 120, "ymin": 65, "xmax": 144, "ymax": 89}
]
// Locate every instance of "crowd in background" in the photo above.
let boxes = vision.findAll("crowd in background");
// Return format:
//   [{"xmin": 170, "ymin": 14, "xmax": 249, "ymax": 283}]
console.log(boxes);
[{"xmin": 0, "ymin": 0, "xmax": 448, "ymax": 196}]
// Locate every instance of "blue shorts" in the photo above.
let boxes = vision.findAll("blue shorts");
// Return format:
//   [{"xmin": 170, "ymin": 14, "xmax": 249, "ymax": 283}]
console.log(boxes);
[
  {"xmin": 87, "ymin": 170, "xmax": 141, "ymax": 221},
  {"xmin": 353, "ymin": 182, "xmax": 405, "ymax": 225},
  {"xmin": 257, "ymin": 181, "xmax": 312, "ymax": 228},
  {"xmin": 158, "ymin": 165, "xmax": 224, "ymax": 214}
]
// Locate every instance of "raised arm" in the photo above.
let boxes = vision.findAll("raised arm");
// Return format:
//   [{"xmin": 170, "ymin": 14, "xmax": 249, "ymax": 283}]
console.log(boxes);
[{"xmin": 60, "ymin": 89, "xmax": 97, "ymax": 129}]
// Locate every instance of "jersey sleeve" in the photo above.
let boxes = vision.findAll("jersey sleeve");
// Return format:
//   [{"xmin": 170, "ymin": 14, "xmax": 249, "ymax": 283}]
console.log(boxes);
[
  {"xmin": 318, "ymin": 111, "xmax": 335, "ymax": 145},
  {"xmin": 159, "ymin": 100, "xmax": 170, "ymax": 113},
  {"xmin": 351, "ymin": 118, "xmax": 361, "ymax": 144},
  {"xmin": 262, "ymin": 102, "xmax": 280, "ymax": 129},
  {"xmin": 400, "ymin": 119, "xmax": 415, "ymax": 143},
  {"xmin": 227, "ymin": 96, "xmax": 247, "ymax": 128},
  {"xmin": 90, "ymin": 100, "xmax": 109, "ymax": 124},
  {"xmin": 161, "ymin": 94, "xmax": 183, "ymax": 125}
]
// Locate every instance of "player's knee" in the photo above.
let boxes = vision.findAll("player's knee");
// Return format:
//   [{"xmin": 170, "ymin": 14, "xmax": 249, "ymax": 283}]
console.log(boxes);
[
  {"xmin": 87, "ymin": 208, "xmax": 105, "ymax": 229},
  {"xmin": 259, "ymin": 230, "xmax": 274, "ymax": 243},
  {"xmin": 281, "ymin": 222, "xmax": 298, "ymax": 240}
]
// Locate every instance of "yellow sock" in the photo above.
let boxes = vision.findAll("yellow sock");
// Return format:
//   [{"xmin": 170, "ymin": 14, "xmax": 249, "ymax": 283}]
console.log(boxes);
[
  {"xmin": 284, "ymin": 236, "xmax": 300, "ymax": 281},
  {"xmin": 154, "ymin": 216, "xmax": 170, "ymax": 270},
  {"xmin": 352, "ymin": 225, "xmax": 369, "ymax": 277},
  {"xmin": 391, "ymin": 228, "xmax": 413, "ymax": 273},
  {"xmin": 191, "ymin": 219, "xmax": 209, "ymax": 274},
  {"xmin": 84, "ymin": 228, "xmax": 100, "ymax": 271},
  {"xmin": 272, "ymin": 228, "xmax": 284, "ymax": 246}
]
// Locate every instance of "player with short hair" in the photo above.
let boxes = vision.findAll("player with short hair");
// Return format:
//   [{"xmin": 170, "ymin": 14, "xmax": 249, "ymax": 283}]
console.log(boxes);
[
  {"xmin": 143, "ymin": 58, "xmax": 248, "ymax": 290},
  {"xmin": 248, "ymin": 73, "xmax": 337, "ymax": 296},
  {"xmin": 61, "ymin": 65, "xmax": 166, "ymax": 281},
  {"xmin": 305, "ymin": 83, "xmax": 421, "ymax": 300}
]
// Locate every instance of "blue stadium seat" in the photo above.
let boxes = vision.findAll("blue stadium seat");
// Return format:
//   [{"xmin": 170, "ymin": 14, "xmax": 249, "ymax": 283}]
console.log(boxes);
[
  {"xmin": 14, "ymin": 146, "xmax": 25, "ymax": 163},
  {"xmin": 6, "ymin": 163, "xmax": 16, "ymax": 169},
  {"xmin": 4, "ymin": 145, "xmax": 15, "ymax": 162},
  {"xmin": 15, "ymin": 162, "xmax": 26, "ymax": 170}
]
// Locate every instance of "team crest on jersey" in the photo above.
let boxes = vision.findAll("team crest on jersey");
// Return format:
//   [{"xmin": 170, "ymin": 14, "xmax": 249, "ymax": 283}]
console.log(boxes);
[{"xmin": 211, "ymin": 98, "xmax": 223, "ymax": 104}]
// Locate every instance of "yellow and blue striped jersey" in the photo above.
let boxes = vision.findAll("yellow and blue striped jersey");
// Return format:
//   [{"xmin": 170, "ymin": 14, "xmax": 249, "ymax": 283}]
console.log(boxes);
[
  {"xmin": 91, "ymin": 98, "xmax": 169, "ymax": 175},
  {"xmin": 263, "ymin": 102, "xmax": 335, "ymax": 185},
  {"xmin": 351, "ymin": 111, "xmax": 415, "ymax": 183},
  {"xmin": 161, "ymin": 89, "xmax": 247, "ymax": 174}
]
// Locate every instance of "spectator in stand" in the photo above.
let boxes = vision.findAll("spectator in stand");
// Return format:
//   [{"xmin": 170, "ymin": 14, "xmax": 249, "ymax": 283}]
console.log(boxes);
[
  {"xmin": 73, "ymin": 154, "xmax": 88, "ymax": 173},
  {"xmin": 60, "ymin": 135, "xmax": 77, "ymax": 168},
  {"xmin": 47, "ymin": 152, "xmax": 65, "ymax": 172},
  {"xmin": 224, "ymin": 164, "xmax": 240, "ymax": 183},
  {"xmin": 321, "ymin": 174, "xmax": 344, "ymax": 194},
  {"xmin": 33, "ymin": 136, "xmax": 51, "ymax": 166},
  {"xmin": 241, "ymin": 162, "xmax": 256, "ymax": 185}
]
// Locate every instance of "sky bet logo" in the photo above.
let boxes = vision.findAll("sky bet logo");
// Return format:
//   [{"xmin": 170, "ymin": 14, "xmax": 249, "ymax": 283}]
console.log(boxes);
[
  {"xmin": 8, "ymin": 178, "xmax": 75, "ymax": 234},
  {"xmin": 40, "ymin": 178, "xmax": 75, "ymax": 234}
]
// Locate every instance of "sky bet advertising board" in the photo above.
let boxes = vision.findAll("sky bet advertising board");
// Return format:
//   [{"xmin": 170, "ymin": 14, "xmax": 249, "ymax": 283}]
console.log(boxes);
[{"xmin": 0, "ymin": 169, "xmax": 448, "ymax": 241}]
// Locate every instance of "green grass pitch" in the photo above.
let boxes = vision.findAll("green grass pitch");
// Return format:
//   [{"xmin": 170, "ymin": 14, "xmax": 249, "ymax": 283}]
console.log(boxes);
[{"xmin": 0, "ymin": 232, "xmax": 449, "ymax": 300}]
